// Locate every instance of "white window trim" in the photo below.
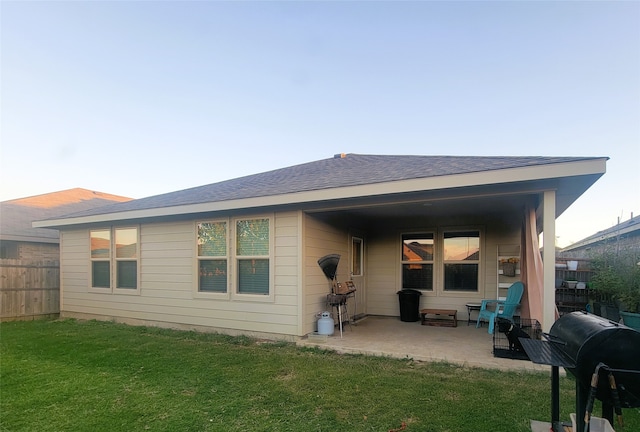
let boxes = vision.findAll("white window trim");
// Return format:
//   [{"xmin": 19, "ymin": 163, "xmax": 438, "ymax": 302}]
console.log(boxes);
[
  {"xmin": 398, "ymin": 227, "xmax": 484, "ymax": 298},
  {"xmin": 89, "ymin": 228, "xmax": 112, "ymax": 294},
  {"xmin": 89, "ymin": 226, "xmax": 140, "ymax": 295},
  {"xmin": 439, "ymin": 226, "xmax": 483, "ymax": 297},
  {"xmin": 400, "ymin": 231, "xmax": 436, "ymax": 295},
  {"xmin": 351, "ymin": 236, "xmax": 364, "ymax": 277},
  {"xmin": 230, "ymin": 215, "xmax": 275, "ymax": 303},
  {"xmin": 193, "ymin": 215, "xmax": 275, "ymax": 303},
  {"xmin": 193, "ymin": 219, "xmax": 231, "ymax": 300},
  {"xmin": 113, "ymin": 226, "xmax": 140, "ymax": 295}
]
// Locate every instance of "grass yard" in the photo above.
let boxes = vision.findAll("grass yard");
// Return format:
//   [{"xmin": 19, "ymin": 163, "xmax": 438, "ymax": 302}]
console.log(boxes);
[{"xmin": 2, "ymin": 320, "xmax": 638, "ymax": 432}]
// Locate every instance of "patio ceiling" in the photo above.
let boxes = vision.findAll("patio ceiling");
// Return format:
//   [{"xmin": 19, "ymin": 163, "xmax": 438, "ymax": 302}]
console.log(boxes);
[
  {"xmin": 303, "ymin": 171, "xmax": 602, "ymax": 224},
  {"xmin": 307, "ymin": 193, "xmax": 532, "ymax": 221}
]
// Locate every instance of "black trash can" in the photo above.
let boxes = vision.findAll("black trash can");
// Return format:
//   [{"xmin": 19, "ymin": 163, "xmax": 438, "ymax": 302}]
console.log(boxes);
[{"xmin": 397, "ymin": 289, "xmax": 422, "ymax": 322}]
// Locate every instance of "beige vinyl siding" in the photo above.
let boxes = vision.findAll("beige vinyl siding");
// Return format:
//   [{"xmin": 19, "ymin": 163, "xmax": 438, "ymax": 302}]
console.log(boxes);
[
  {"xmin": 273, "ymin": 212, "xmax": 300, "ymax": 318},
  {"xmin": 366, "ymin": 232, "xmax": 398, "ymax": 316},
  {"xmin": 302, "ymin": 213, "xmax": 350, "ymax": 335},
  {"xmin": 141, "ymin": 222, "xmax": 193, "ymax": 298},
  {"xmin": 59, "ymin": 212, "xmax": 301, "ymax": 339},
  {"xmin": 482, "ymin": 216, "xmax": 522, "ymax": 300},
  {"xmin": 60, "ymin": 230, "xmax": 89, "ymax": 294},
  {"xmin": 59, "ymin": 207, "xmax": 524, "ymax": 335}
]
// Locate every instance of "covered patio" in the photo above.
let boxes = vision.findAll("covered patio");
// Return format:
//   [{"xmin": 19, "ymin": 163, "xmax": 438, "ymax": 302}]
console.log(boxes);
[{"xmin": 296, "ymin": 316, "xmax": 551, "ymax": 372}]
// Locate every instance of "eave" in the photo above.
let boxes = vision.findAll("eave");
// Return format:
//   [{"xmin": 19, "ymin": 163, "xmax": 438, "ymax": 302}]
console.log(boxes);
[{"xmin": 33, "ymin": 158, "xmax": 607, "ymax": 229}]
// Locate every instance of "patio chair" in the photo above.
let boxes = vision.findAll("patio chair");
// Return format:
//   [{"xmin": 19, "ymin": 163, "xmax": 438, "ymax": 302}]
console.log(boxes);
[{"xmin": 475, "ymin": 281, "xmax": 524, "ymax": 334}]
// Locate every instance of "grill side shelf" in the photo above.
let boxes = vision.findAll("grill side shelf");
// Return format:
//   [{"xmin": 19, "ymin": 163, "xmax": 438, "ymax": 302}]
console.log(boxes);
[{"xmin": 519, "ymin": 338, "xmax": 576, "ymax": 368}]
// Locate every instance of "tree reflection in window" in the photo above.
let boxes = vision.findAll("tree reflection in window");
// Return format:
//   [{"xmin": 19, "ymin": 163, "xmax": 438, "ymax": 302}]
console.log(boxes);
[
  {"xmin": 197, "ymin": 222, "xmax": 227, "ymax": 293},
  {"xmin": 236, "ymin": 219, "xmax": 269, "ymax": 295}
]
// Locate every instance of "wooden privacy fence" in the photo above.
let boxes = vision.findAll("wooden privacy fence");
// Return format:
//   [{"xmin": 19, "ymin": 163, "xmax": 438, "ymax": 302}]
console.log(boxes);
[{"xmin": 0, "ymin": 259, "xmax": 60, "ymax": 321}]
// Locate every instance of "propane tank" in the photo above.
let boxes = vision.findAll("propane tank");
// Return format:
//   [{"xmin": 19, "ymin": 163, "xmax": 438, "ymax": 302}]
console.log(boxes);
[{"xmin": 317, "ymin": 311, "xmax": 335, "ymax": 335}]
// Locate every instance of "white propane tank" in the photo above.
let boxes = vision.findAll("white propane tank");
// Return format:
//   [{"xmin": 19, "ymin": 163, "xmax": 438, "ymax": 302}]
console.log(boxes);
[{"xmin": 317, "ymin": 311, "xmax": 335, "ymax": 335}]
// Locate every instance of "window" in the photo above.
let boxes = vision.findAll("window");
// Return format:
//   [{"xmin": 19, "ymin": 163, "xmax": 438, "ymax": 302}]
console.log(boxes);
[
  {"xmin": 443, "ymin": 231, "xmax": 480, "ymax": 291},
  {"xmin": 236, "ymin": 218, "xmax": 270, "ymax": 295},
  {"xmin": 197, "ymin": 222, "xmax": 228, "ymax": 293},
  {"xmin": 352, "ymin": 237, "xmax": 363, "ymax": 277},
  {"xmin": 401, "ymin": 233, "xmax": 434, "ymax": 291},
  {"xmin": 0, "ymin": 241, "xmax": 18, "ymax": 259},
  {"xmin": 115, "ymin": 228, "xmax": 138, "ymax": 289},
  {"xmin": 90, "ymin": 227, "xmax": 138, "ymax": 291},
  {"xmin": 91, "ymin": 230, "xmax": 111, "ymax": 288},
  {"xmin": 194, "ymin": 217, "xmax": 273, "ymax": 299}
]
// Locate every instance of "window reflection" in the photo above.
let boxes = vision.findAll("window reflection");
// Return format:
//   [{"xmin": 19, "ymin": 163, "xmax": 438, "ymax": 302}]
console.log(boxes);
[
  {"xmin": 91, "ymin": 230, "xmax": 110, "ymax": 259},
  {"xmin": 402, "ymin": 235, "xmax": 433, "ymax": 261},
  {"xmin": 443, "ymin": 231, "xmax": 479, "ymax": 261},
  {"xmin": 115, "ymin": 228, "xmax": 137, "ymax": 259},
  {"xmin": 443, "ymin": 231, "xmax": 480, "ymax": 291},
  {"xmin": 401, "ymin": 234, "xmax": 434, "ymax": 291}
]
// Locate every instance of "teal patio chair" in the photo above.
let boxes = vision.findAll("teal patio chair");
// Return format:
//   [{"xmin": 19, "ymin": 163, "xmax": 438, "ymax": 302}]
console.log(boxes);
[{"xmin": 475, "ymin": 281, "xmax": 524, "ymax": 334}]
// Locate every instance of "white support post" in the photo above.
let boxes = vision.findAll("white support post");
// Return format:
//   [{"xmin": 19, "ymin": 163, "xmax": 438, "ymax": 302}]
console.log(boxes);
[{"xmin": 542, "ymin": 190, "xmax": 557, "ymax": 333}]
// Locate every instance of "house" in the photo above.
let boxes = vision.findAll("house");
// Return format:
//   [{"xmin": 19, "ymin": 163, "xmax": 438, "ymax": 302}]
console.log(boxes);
[
  {"xmin": 1, "ymin": 188, "xmax": 132, "ymax": 260},
  {"xmin": 559, "ymin": 214, "xmax": 640, "ymax": 259},
  {"xmin": 33, "ymin": 154, "xmax": 607, "ymax": 339},
  {"xmin": 0, "ymin": 188, "xmax": 131, "ymax": 321}
]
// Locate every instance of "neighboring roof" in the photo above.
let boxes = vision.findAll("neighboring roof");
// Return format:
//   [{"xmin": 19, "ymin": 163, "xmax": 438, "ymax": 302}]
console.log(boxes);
[
  {"xmin": 34, "ymin": 154, "xmax": 607, "ymax": 228},
  {"xmin": 562, "ymin": 215, "xmax": 640, "ymax": 252},
  {"xmin": 1, "ymin": 188, "xmax": 132, "ymax": 243}
]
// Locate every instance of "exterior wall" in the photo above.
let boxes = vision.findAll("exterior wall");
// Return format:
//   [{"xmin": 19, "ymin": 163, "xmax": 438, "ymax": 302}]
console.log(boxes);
[
  {"xmin": 366, "ymin": 212, "xmax": 521, "ymax": 320},
  {"xmin": 0, "ymin": 240, "xmax": 59, "ymax": 261},
  {"xmin": 302, "ymin": 213, "xmax": 350, "ymax": 335},
  {"xmin": 366, "ymin": 233, "xmax": 398, "ymax": 316},
  {"xmin": 559, "ymin": 232, "xmax": 640, "ymax": 260},
  {"xmin": 59, "ymin": 211, "xmax": 302, "ymax": 340},
  {"xmin": 58, "ymin": 207, "xmax": 523, "ymax": 337},
  {"xmin": 18, "ymin": 242, "xmax": 59, "ymax": 261}
]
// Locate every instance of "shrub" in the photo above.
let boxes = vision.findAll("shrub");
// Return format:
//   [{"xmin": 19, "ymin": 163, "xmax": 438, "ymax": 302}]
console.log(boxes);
[{"xmin": 589, "ymin": 249, "xmax": 640, "ymax": 313}]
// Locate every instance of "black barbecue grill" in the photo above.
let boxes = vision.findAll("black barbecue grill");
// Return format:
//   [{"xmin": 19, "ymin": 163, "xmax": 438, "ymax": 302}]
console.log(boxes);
[
  {"xmin": 317, "ymin": 254, "xmax": 356, "ymax": 338},
  {"xmin": 521, "ymin": 311, "xmax": 640, "ymax": 432}
]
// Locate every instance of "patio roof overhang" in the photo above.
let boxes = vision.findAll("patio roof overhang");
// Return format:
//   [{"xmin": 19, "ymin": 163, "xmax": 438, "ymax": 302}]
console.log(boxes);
[{"xmin": 33, "ymin": 158, "xmax": 606, "ymax": 229}]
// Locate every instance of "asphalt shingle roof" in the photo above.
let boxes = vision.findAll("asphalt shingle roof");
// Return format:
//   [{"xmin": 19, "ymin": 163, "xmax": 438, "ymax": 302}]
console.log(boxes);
[
  {"xmin": 51, "ymin": 154, "xmax": 600, "ymax": 219},
  {"xmin": 563, "ymin": 214, "xmax": 640, "ymax": 250},
  {"xmin": 1, "ymin": 189, "xmax": 131, "ymax": 241}
]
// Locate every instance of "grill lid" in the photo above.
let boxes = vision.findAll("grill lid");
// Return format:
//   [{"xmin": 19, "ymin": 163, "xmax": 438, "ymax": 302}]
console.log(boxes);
[{"xmin": 317, "ymin": 254, "xmax": 340, "ymax": 281}]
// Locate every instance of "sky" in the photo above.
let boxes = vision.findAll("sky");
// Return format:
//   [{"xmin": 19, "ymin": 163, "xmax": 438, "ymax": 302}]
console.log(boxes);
[{"xmin": 1, "ymin": 1, "xmax": 638, "ymax": 248}]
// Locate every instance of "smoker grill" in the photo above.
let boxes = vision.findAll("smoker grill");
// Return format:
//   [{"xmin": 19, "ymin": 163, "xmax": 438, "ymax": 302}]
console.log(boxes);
[
  {"xmin": 521, "ymin": 311, "xmax": 640, "ymax": 432},
  {"xmin": 317, "ymin": 254, "xmax": 356, "ymax": 338}
]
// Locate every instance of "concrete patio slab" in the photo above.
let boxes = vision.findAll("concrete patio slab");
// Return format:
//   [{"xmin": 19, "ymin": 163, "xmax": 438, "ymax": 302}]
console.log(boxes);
[{"xmin": 296, "ymin": 315, "xmax": 551, "ymax": 372}]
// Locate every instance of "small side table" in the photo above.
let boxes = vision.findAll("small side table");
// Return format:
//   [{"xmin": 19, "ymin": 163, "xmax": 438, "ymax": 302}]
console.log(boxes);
[
  {"xmin": 420, "ymin": 309, "xmax": 457, "ymax": 327},
  {"xmin": 465, "ymin": 303, "xmax": 482, "ymax": 326}
]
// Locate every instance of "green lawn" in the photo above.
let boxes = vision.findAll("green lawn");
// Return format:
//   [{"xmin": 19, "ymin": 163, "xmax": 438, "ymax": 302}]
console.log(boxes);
[{"xmin": 1, "ymin": 320, "xmax": 638, "ymax": 432}]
